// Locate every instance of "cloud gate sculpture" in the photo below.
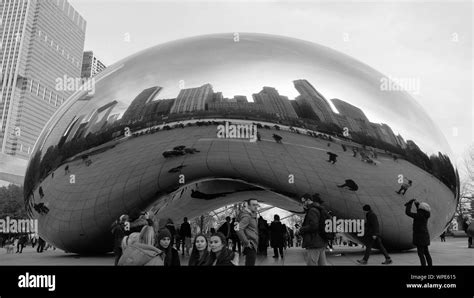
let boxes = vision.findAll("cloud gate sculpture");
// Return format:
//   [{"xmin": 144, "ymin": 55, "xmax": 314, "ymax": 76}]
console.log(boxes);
[{"xmin": 24, "ymin": 33, "xmax": 458, "ymax": 254}]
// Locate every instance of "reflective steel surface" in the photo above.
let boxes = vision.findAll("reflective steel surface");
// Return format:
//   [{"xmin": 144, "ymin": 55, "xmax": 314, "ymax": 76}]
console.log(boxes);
[{"xmin": 24, "ymin": 33, "xmax": 458, "ymax": 253}]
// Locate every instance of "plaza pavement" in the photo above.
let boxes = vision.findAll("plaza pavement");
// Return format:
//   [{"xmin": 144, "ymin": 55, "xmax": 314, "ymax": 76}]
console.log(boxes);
[{"xmin": 0, "ymin": 237, "xmax": 471, "ymax": 266}]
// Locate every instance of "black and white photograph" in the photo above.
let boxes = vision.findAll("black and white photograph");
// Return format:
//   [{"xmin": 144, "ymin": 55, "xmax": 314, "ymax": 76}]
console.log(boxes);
[{"xmin": 0, "ymin": 0, "xmax": 472, "ymax": 297}]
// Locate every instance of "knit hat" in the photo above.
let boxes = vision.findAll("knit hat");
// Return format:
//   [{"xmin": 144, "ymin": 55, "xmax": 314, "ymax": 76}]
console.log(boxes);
[
  {"xmin": 311, "ymin": 193, "xmax": 324, "ymax": 204},
  {"xmin": 418, "ymin": 202, "xmax": 431, "ymax": 213},
  {"xmin": 156, "ymin": 228, "xmax": 171, "ymax": 243}
]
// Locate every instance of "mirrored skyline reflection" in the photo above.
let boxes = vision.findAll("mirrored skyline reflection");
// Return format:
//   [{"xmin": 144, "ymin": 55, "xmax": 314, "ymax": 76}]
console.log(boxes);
[{"xmin": 37, "ymin": 33, "xmax": 452, "ymax": 161}]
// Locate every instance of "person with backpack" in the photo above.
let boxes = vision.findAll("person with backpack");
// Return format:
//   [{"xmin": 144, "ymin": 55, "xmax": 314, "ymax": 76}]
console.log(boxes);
[
  {"xmin": 357, "ymin": 205, "xmax": 392, "ymax": 265},
  {"xmin": 299, "ymin": 193, "xmax": 328, "ymax": 266}
]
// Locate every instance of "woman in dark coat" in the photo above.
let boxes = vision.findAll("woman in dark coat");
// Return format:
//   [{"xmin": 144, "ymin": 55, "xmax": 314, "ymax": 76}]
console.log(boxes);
[
  {"xmin": 270, "ymin": 215, "xmax": 285, "ymax": 258},
  {"xmin": 188, "ymin": 233, "xmax": 211, "ymax": 266},
  {"xmin": 405, "ymin": 199, "xmax": 432, "ymax": 266},
  {"xmin": 155, "ymin": 228, "xmax": 180, "ymax": 266},
  {"xmin": 207, "ymin": 232, "xmax": 238, "ymax": 266}
]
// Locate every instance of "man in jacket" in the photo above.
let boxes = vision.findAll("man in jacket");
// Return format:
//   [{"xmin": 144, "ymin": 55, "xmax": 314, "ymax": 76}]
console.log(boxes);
[
  {"xmin": 357, "ymin": 205, "xmax": 392, "ymax": 265},
  {"xmin": 236, "ymin": 198, "xmax": 259, "ymax": 266},
  {"xmin": 300, "ymin": 193, "xmax": 327, "ymax": 266},
  {"xmin": 180, "ymin": 217, "xmax": 192, "ymax": 256},
  {"xmin": 218, "ymin": 216, "xmax": 232, "ymax": 242},
  {"xmin": 111, "ymin": 214, "xmax": 129, "ymax": 266}
]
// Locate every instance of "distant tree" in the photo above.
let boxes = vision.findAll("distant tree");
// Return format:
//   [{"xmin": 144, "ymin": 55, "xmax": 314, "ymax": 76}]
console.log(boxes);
[{"xmin": 0, "ymin": 184, "xmax": 26, "ymax": 219}]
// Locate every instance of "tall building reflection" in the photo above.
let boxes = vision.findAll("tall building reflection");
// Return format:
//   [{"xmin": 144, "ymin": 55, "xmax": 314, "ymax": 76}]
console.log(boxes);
[{"xmin": 25, "ymin": 78, "xmax": 457, "ymax": 198}]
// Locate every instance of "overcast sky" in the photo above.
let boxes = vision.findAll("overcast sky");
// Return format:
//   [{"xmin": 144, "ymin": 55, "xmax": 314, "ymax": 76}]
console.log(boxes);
[{"xmin": 69, "ymin": 0, "xmax": 472, "ymax": 169}]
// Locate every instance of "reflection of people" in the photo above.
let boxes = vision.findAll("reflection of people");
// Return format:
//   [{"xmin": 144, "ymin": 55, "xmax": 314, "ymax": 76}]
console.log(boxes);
[
  {"xmin": 352, "ymin": 147, "xmax": 358, "ymax": 157},
  {"xmin": 396, "ymin": 180, "xmax": 412, "ymax": 195},
  {"xmin": 272, "ymin": 134, "xmax": 283, "ymax": 143},
  {"xmin": 327, "ymin": 152, "xmax": 338, "ymax": 164},
  {"xmin": 405, "ymin": 199, "xmax": 432, "ymax": 266},
  {"xmin": 357, "ymin": 205, "xmax": 392, "ymax": 265},
  {"xmin": 337, "ymin": 179, "xmax": 358, "ymax": 191},
  {"xmin": 39, "ymin": 186, "xmax": 44, "ymax": 199}
]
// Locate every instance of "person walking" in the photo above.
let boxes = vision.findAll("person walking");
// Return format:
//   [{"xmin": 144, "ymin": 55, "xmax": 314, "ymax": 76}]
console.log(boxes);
[
  {"xmin": 17, "ymin": 235, "xmax": 27, "ymax": 253},
  {"xmin": 270, "ymin": 215, "xmax": 285, "ymax": 259},
  {"xmin": 230, "ymin": 218, "xmax": 241, "ymax": 256},
  {"xmin": 462, "ymin": 217, "xmax": 473, "ymax": 248},
  {"xmin": 357, "ymin": 205, "xmax": 392, "ymax": 265},
  {"xmin": 188, "ymin": 234, "xmax": 210, "ymax": 266},
  {"xmin": 405, "ymin": 199, "xmax": 432, "ymax": 266},
  {"xmin": 440, "ymin": 231, "xmax": 446, "ymax": 242},
  {"xmin": 218, "ymin": 216, "xmax": 232, "ymax": 243},
  {"xmin": 180, "ymin": 217, "xmax": 192, "ymax": 256},
  {"xmin": 294, "ymin": 224, "xmax": 302, "ymax": 247},
  {"xmin": 257, "ymin": 216, "xmax": 269, "ymax": 255},
  {"xmin": 288, "ymin": 227, "xmax": 294, "ymax": 248},
  {"xmin": 235, "ymin": 198, "xmax": 259, "ymax": 266},
  {"xmin": 300, "ymin": 193, "xmax": 328, "ymax": 266},
  {"xmin": 36, "ymin": 237, "xmax": 46, "ymax": 253}
]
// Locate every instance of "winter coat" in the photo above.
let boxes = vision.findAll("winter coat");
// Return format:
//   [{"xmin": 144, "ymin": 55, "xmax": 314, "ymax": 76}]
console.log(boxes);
[
  {"xmin": 364, "ymin": 210, "xmax": 380, "ymax": 237},
  {"xmin": 188, "ymin": 249, "xmax": 211, "ymax": 266},
  {"xmin": 118, "ymin": 243, "xmax": 165, "ymax": 266},
  {"xmin": 300, "ymin": 203, "xmax": 326, "ymax": 249},
  {"xmin": 270, "ymin": 221, "xmax": 285, "ymax": 248},
  {"xmin": 208, "ymin": 247, "xmax": 238, "ymax": 266},
  {"xmin": 218, "ymin": 222, "xmax": 232, "ymax": 239},
  {"xmin": 405, "ymin": 201, "xmax": 431, "ymax": 246},
  {"xmin": 111, "ymin": 222, "xmax": 126, "ymax": 249},
  {"xmin": 236, "ymin": 209, "xmax": 259, "ymax": 249},
  {"xmin": 180, "ymin": 222, "xmax": 192, "ymax": 238}
]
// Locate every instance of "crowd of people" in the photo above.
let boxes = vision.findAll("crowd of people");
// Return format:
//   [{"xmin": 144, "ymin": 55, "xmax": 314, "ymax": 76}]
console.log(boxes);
[
  {"xmin": 111, "ymin": 192, "xmax": 463, "ymax": 266},
  {"xmin": 0, "ymin": 234, "xmax": 53, "ymax": 254}
]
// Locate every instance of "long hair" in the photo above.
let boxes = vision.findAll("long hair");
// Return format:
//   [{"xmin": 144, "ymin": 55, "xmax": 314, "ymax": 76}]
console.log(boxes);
[
  {"xmin": 188, "ymin": 233, "xmax": 209, "ymax": 266},
  {"xmin": 139, "ymin": 225, "xmax": 155, "ymax": 246},
  {"xmin": 155, "ymin": 228, "xmax": 173, "ymax": 266}
]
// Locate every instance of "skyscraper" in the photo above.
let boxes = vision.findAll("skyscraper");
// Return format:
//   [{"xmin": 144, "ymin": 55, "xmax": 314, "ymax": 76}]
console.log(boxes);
[
  {"xmin": 331, "ymin": 98, "xmax": 370, "ymax": 122},
  {"xmin": 252, "ymin": 87, "xmax": 297, "ymax": 119},
  {"xmin": 170, "ymin": 83, "xmax": 213, "ymax": 114},
  {"xmin": 121, "ymin": 86, "xmax": 162, "ymax": 123},
  {"xmin": 81, "ymin": 51, "xmax": 106, "ymax": 78},
  {"xmin": 0, "ymin": 0, "xmax": 86, "ymax": 159},
  {"xmin": 293, "ymin": 79, "xmax": 338, "ymax": 125}
]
